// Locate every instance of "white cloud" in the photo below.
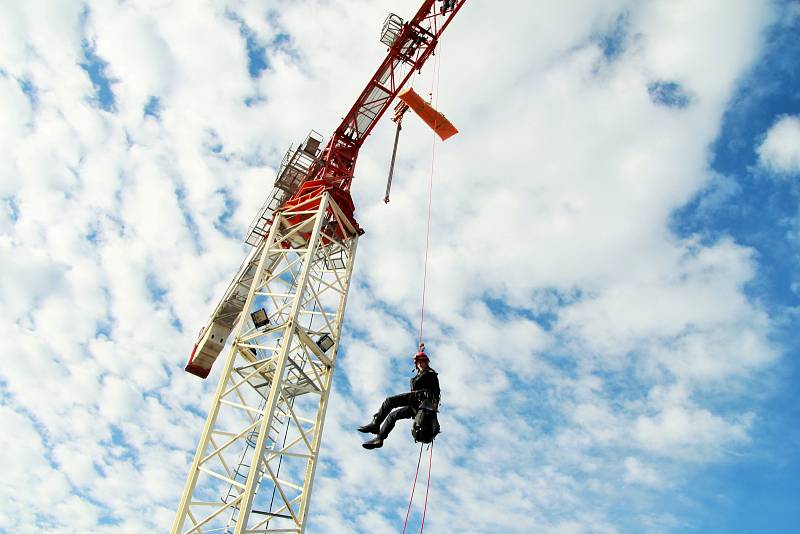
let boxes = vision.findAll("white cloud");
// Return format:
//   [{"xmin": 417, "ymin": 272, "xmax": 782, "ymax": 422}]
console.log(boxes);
[
  {"xmin": 0, "ymin": 0, "xmax": 786, "ymax": 531},
  {"xmin": 634, "ymin": 405, "xmax": 753, "ymax": 461},
  {"xmin": 0, "ymin": 405, "xmax": 95, "ymax": 533},
  {"xmin": 757, "ymin": 115, "xmax": 800, "ymax": 174},
  {"xmin": 623, "ymin": 457, "xmax": 663, "ymax": 487}
]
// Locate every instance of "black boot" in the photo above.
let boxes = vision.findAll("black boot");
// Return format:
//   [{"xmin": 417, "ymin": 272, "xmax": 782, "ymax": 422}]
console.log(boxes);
[
  {"xmin": 357, "ymin": 418, "xmax": 380, "ymax": 434},
  {"xmin": 362, "ymin": 436, "xmax": 384, "ymax": 449}
]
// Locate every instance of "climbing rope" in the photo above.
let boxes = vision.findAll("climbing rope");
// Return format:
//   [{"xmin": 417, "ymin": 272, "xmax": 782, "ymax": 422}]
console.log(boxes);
[
  {"xmin": 401, "ymin": 444, "xmax": 425, "ymax": 534},
  {"xmin": 419, "ymin": 443, "xmax": 434, "ymax": 533},
  {"xmin": 401, "ymin": 443, "xmax": 435, "ymax": 534},
  {"xmin": 417, "ymin": 140, "xmax": 435, "ymax": 347},
  {"xmin": 407, "ymin": 31, "xmax": 443, "ymax": 534},
  {"xmin": 417, "ymin": 36, "xmax": 443, "ymax": 348}
]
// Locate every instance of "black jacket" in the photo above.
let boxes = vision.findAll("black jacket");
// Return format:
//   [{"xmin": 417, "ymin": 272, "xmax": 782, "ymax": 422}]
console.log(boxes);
[{"xmin": 410, "ymin": 368, "xmax": 440, "ymax": 401}]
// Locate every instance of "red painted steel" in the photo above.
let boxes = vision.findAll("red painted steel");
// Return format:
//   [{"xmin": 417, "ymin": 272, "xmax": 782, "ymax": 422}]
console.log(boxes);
[
  {"xmin": 183, "ymin": 1, "xmax": 468, "ymax": 379},
  {"xmin": 295, "ymin": 0, "xmax": 468, "ymax": 194},
  {"xmin": 280, "ymin": 180, "xmax": 364, "ymax": 245},
  {"xmin": 185, "ymin": 344, "xmax": 210, "ymax": 378}
]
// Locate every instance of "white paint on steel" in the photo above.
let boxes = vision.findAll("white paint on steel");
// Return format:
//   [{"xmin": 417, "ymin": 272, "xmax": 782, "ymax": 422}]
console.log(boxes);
[{"xmin": 172, "ymin": 190, "xmax": 359, "ymax": 534}]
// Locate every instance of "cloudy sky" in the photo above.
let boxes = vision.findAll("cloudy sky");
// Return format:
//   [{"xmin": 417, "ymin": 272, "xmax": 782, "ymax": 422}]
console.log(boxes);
[{"xmin": 2, "ymin": 0, "xmax": 800, "ymax": 532}]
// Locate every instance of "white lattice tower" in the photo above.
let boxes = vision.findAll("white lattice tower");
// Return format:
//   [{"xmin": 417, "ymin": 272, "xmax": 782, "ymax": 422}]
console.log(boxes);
[{"xmin": 172, "ymin": 189, "xmax": 359, "ymax": 534}]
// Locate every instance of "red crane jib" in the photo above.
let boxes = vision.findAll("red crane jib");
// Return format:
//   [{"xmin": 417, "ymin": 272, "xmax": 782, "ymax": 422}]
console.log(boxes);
[
  {"xmin": 287, "ymin": 0, "xmax": 467, "ymax": 197},
  {"xmin": 184, "ymin": 1, "xmax": 467, "ymax": 379}
]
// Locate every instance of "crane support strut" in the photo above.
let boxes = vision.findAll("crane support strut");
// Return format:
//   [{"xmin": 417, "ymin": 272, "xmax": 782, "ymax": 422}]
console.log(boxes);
[{"xmin": 172, "ymin": 188, "xmax": 359, "ymax": 533}]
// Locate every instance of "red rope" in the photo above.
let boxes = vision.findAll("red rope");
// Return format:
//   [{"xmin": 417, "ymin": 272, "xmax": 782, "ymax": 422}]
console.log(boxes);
[
  {"xmin": 411, "ymin": 32, "xmax": 441, "ymax": 534},
  {"xmin": 417, "ymin": 38, "xmax": 442, "ymax": 348},
  {"xmin": 417, "ymin": 140, "xmax": 435, "ymax": 347},
  {"xmin": 419, "ymin": 443, "xmax": 434, "ymax": 533},
  {"xmin": 401, "ymin": 443, "xmax": 436, "ymax": 534},
  {"xmin": 402, "ymin": 444, "xmax": 425, "ymax": 534}
]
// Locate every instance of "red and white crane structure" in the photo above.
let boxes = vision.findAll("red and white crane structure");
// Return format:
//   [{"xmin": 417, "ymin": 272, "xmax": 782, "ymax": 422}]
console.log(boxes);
[{"xmin": 171, "ymin": 2, "xmax": 467, "ymax": 532}]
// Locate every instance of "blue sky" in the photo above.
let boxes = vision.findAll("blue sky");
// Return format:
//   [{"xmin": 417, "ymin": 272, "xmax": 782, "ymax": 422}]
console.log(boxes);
[
  {"xmin": 668, "ymin": 11, "xmax": 800, "ymax": 531},
  {"xmin": 1, "ymin": 1, "xmax": 800, "ymax": 533}
]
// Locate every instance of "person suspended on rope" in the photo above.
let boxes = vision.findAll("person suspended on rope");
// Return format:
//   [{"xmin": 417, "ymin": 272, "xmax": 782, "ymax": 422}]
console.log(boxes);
[{"xmin": 358, "ymin": 344, "xmax": 440, "ymax": 450}]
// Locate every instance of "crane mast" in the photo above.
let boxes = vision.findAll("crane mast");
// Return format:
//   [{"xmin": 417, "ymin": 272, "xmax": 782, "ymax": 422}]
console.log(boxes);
[{"xmin": 172, "ymin": 2, "xmax": 466, "ymax": 533}]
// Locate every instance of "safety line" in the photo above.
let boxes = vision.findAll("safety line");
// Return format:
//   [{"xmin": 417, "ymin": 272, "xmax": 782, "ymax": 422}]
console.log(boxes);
[
  {"xmin": 419, "ymin": 443, "xmax": 434, "ymax": 533},
  {"xmin": 401, "ymin": 443, "xmax": 425, "ymax": 534},
  {"xmin": 417, "ymin": 138, "xmax": 435, "ymax": 346},
  {"xmin": 417, "ymin": 36, "xmax": 442, "ymax": 347}
]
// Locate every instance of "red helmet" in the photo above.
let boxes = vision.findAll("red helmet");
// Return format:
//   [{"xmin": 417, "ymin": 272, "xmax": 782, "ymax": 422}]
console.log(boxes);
[{"xmin": 413, "ymin": 351, "xmax": 429, "ymax": 363}]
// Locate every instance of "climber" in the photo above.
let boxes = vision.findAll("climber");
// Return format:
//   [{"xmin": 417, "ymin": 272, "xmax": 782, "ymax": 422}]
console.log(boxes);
[{"xmin": 358, "ymin": 345, "xmax": 440, "ymax": 450}]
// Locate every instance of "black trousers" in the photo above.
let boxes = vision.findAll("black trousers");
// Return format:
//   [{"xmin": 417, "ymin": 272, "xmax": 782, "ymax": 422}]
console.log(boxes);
[{"xmin": 374, "ymin": 392, "xmax": 419, "ymax": 439}]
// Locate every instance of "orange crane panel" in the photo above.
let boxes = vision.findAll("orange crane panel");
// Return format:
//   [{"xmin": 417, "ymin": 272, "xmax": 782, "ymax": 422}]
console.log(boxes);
[{"xmin": 397, "ymin": 87, "xmax": 459, "ymax": 141}]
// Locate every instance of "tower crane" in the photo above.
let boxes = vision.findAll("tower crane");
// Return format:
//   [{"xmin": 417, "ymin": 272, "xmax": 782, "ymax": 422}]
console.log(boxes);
[{"xmin": 172, "ymin": 2, "xmax": 467, "ymax": 533}]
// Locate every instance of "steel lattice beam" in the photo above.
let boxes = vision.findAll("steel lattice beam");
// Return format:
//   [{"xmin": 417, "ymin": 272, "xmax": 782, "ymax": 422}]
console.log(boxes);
[{"xmin": 172, "ymin": 190, "xmax": 359, "ymax": 534}]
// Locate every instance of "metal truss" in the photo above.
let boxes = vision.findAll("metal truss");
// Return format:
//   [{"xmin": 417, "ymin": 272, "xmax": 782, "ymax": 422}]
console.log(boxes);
[
  {"xmin": 307, "ymin": 0, "xmax": 468, "ymax": 191},
  {"xmin": 172, "ymin": 190, "xmax": 359, "ymax": 534},
  {"xmin": 184, "ymin": 0, "xmax": 469, "ymax": 378}
]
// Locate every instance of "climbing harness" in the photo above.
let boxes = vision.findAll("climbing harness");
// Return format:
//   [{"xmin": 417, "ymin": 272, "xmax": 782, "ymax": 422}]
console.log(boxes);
[{"xmin": 411, "ymin": 396, "xmax": 440, "ymax": 444}]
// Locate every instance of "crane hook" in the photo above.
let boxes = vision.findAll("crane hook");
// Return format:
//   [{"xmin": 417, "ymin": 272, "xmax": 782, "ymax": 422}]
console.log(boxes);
[{"xmin": 384, "ymin": 100, "xmax": 410, "ymax": 203}]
